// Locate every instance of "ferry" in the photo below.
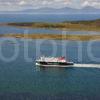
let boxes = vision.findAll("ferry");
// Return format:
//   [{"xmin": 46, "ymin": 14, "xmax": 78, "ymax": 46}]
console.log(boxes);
[{"xmin": 36, "ymin": 56, "xmax": 74, "ymax": 67}]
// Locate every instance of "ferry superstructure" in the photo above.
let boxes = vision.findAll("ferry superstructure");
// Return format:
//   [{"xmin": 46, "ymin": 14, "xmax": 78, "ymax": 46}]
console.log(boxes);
[{"xmin": 36, "ymin": 56, "xmax": 74, "ymax": 67}]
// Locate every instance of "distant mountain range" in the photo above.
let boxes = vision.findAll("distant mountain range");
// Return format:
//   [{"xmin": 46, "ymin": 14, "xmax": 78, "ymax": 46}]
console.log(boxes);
[{"xmin": 0, "ymin": 6, "xmax": 100, "ymax": 14}]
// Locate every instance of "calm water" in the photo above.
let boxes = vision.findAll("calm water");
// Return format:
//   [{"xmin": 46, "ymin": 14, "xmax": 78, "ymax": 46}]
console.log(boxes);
[
  {"xmin": 0, "ymin": 14, "xmax": 100, "ymax": 22},
  {"xmin": 0, "ymin": 39, "xmax": 100, "ymax": 100},
  {"xmin": 0, "ymin": 14, "xmax": 100, "ymax": 100},
  {"xmin": 0, "ymin": 26, "xmax": 100, "ymax": 35}
]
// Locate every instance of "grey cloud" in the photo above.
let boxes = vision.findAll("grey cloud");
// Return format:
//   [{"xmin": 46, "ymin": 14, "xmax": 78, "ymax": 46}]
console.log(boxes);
[{"xmin": 0, "ymin": 0, "xmax": 99, "ymax": 11}]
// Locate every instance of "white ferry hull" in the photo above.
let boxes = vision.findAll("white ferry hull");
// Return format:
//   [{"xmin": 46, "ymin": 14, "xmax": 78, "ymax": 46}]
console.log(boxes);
[
  {"xmin": 36, "ymin": 62, "xmax": 74, "ymax": 68},
  {"xmin": 36, "ymin": 56, "xmax": 74, "ymax": 67}
]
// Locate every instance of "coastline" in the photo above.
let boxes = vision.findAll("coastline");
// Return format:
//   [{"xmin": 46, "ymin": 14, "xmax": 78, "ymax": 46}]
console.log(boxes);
[
  {"xmin": 5, "ymin": 19, "xmax": 100, "ymax": 31},
  {"xmin": 1, "ymin": 34, "xmax": 100, "ymax": 41}
]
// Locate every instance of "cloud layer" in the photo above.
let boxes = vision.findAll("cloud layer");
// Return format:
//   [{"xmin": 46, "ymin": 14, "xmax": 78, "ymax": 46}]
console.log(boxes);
[{"xmin": 0, "ymin": 0, "xmax": 100, "ymax": 11}]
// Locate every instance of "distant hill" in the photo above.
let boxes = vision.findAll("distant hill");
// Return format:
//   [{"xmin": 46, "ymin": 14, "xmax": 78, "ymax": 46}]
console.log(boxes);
[
  {"xmin": 20, "ymin": 6, "xmax": 100, "ymax": 14},
  {"xmin": 22, "ymin": 7, "xmax": 77, "ymax": 13},
  {"xmin": 0, "ymin": 6, "xmax": 100, "ymax": 14}
]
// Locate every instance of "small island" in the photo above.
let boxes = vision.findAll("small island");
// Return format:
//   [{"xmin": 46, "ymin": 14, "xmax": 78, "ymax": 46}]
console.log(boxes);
[
  {"xmin": 5, "ymin": 19, "xmax": 100, "ymax": 31},
  {"xmin": 0, "ymin": 19, "xmax": 100, "ymax": 41}
]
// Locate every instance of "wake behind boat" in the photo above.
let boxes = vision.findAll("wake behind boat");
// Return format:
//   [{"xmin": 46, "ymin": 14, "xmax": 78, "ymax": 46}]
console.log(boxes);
[{"xmin": 36, "ymin": 56, "xmax": 74, "ymax": 67}]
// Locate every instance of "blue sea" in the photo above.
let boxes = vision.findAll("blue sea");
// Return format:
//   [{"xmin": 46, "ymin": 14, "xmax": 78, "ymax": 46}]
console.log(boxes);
[
  {"xmin": 0, "ymin": 14, "xmax": 100, "ymax": 100},
  {"xmin": 0, "ymin": 13, "xmax": 100, "ymax": 22}
]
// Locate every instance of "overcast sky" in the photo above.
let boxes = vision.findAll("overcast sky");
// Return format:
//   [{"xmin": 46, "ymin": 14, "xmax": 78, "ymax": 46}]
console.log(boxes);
[{"xmin": 0, "ymin": 0, "xmax": 100, "ymax": 11}]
